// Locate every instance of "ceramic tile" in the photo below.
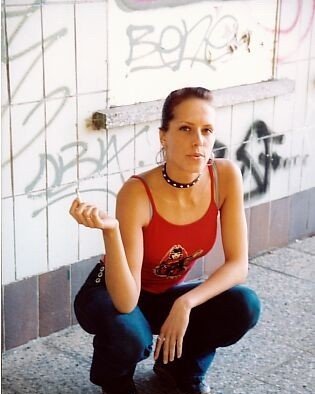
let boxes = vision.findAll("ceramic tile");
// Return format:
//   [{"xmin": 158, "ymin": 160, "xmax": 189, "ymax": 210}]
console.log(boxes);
[
  {"xmin": 269, "ymin": 131, "xmax": 291, "ymax": 201},
  {"xmin": 5, "ymin": 0, "xmax": 41, "ymax": 4},
  {"xmin": 1, "ymin": 108, "xmax": 13, "ymax": 198},
  {"xmin": 246, "ymin": 135, "xmax": 272, "ymax": 206},
  {"xmin": 229, "ymin": 140, "xmax": 252, "ymax": 205},
  {"xmin": 294, "ymin": 0, "xmax": 314, "ymax": 62},
  {"xmin": 288, "ymin": 130, "xmax": 304, "ymax": 195},
  {"xmin": 273, "ymin": 93, "xmax": 294, "ymax": 134},
  {"xmin": 14, "ymin": 192, "xmax": 48, "ymax": 279},
  {"xmin": 214, "ymin": 105, "xmax": 232, "ymax": 159},
  {"xmin": 42, "ymin": 4, "xmax": 76, "ymax": 99},
  {"xmin": 269, "ymin": 197, "xmax": 290, "ymax": 247},
  {"xmin": 253, "ymin": 98, "xmax": 274, "ymax": 129},
  {"xmin": 249, "ymin": 201, "xmax": 270, "ymax": 257},
  {"xmin": 277, "ymin": 0, "xmax": 300, "ymax": 64},
  {"xmin": 5, "ymin": 5, "xmax": 44, "ymax": 104},
  {"xmin": 289, "ymin": 190, "xmax": 311, "ymax": 242},
  {"xmin": 135, "ymin": 121, "xmax": 160, "ymax": 170},
  {"xmin": 305, "ymin": 59, "xmax": 315, "ymax": 127},
  {"xmin": 3, "ymin": 276, "xmax": 38, "ymax": 350},
  {"xmin": 275, "ymin": 61, "xmax": 297, "ymax": 80},
  {"xmin": 1, "ymin": 197, "xmax": 16, "ymax": 285},
  {"xmin": 107, "ymin": 125, "xmax": 135, "ymax": 175},
  {"xmin": 45, "ymin": 97, "xmax": 77, "ymax": 187},
  {"xmin": 311, "ymin": 8, "xmax": 315, "ymax": 59},
  {"xmin": 77, "ymin": 93, "xmax": 107, "ymax": 180},
  {"xmin": 1, "ymin": 26, "xmax": 9, "ymax": 106},
  {"xmin": 47, "ymin": 184, "xmax": 78, "ymax": 270},
  {"xmin": 307, "ymin": 188, "xmax": 315, "ymax": 234},
  {"xmin": 77, "ymin": 176, "xmax": 108, "ymax": 261},
  {"xmin": 39, "ymin": 266, "xmax": 71, "ymax": 337},
  {"xmin": 292, "ymin": 60, "xmax": 310, "ymax": 129},
  {"xmin": 230, "ymin": 102, "xmax": 254, "ymax": 147},
  {"xmin": 11, "ymin": 102, "xmax": 46, "ymax": 195},
  {"xmin": 300, "ymin": 126, "xmax": 315, "ymax": 191},
  {"xmin": 75, "ymin": 2, "xmax": 107, "ymax": 94}
]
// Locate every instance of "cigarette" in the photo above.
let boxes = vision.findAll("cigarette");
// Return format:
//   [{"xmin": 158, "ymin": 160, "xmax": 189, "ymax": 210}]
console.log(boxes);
[{"xmin": 75, "ymin": 188, "xmax": 81, "ymax": 202}]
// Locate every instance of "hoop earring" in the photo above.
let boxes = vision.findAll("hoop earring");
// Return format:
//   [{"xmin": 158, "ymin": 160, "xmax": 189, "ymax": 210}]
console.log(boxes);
[
  {"xmin": 208, "ymin": 151, "xmax": 215, "ymax": 164},
  {"xmin": 156, "ymin": 147, "xmax": 166, "ymax": 164}
]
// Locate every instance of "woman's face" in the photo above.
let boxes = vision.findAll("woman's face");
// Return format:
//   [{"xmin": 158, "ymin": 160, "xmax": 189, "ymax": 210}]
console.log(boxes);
[{"xmin": 160, "ymin": 98, "xmax": 216, "ymax": 175}]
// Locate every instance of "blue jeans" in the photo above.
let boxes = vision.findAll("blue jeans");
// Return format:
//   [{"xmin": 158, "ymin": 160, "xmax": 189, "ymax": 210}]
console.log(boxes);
[{"xmin": 74, "ymin": 263, "xmax": 261, "ymax": 390}]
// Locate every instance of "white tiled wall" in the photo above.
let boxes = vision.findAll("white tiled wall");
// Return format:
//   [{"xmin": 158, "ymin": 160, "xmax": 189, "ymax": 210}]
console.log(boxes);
[
  {"xmin": 77, "ymin": 176, "xmax": 108, "ymax": 260},
  {"xmin": 11, "ymin": 102, "xmax": 46, "ymax": 195},
  {"xmin": 5, "ymin": 5, "xmax": 44, "ymax": 104},
  {"xmin": 107, "ymin": 125, "xmax": 135, "ymax": 175},
  {"xmin": 1, "ymin": 109, "xmax": 12, "ymax": 198},
  {"xmin": 1, "ymin": 197, "xmax": 16, "ymax": 285},
  {"xmin": 14, "ymin": 192, "xmax": 48, "ymax": 279},
  {"xmin": 1, "ymin": 0, "xmax": 315, "ymax": 283},
  {"xmin": 46, "ymin": 96, "xmax": 77, "ymax": 187},
  {"xmin": 134, "ymin": 121, "xmax": 161, "ymax": 170},
  {"xmin": 42, "ymin": 4, "xmax": 76, "ymax": 99},
  {"xmin": 77, "ymin": 93, "xmax": 107, "ymax": 180},
  {"xmin": 75, "ymin": 2, "xmax": 108, "ymax": 94}
]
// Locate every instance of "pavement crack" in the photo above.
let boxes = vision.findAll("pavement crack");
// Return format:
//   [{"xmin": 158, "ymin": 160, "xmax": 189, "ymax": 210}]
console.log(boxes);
[{"xmin": 249, "ymin": 262, "xmax": 315, "ymax": 284}]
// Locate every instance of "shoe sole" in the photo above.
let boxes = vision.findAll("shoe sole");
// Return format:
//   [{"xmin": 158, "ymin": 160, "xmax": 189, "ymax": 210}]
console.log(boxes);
[
  {"xmin": 153, "ymin": 364, "xmax": 211, "ymax": 394},
  {"xmin": 153, "ymin": 363, "xmax": 178, "ymax": 389}
]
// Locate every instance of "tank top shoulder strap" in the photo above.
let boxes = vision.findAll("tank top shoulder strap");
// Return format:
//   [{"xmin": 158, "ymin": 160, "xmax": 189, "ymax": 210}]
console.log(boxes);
[
  {"xmin": 131, "ymin": 175, "xmax": 157, "ymax": 212},
  {"xmin": 208, "ymin": 162, "xmax": 219, "ymax": 207}
]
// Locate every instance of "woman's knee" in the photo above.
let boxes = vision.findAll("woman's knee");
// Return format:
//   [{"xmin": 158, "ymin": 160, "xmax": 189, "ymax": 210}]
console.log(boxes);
[
  {"xmin": 75, "ymin": 287, "xmax": 153, "ymax": 358},
  {"xmin": 228, "ymin": 285, "xmax": 261, "ymax": 330}
]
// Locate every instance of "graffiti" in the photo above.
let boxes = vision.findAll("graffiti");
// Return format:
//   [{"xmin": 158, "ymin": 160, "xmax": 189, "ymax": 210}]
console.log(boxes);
[
  {"xmin": 116, "ymin": 0, "xmax": 233, "ymax": 11},
  {"xmin": 235, "ymin": 120, "xmax": 309, "ymax": 199},
  {"xmin": 261, "ymin": 0, "xmax": 315, "ymax": 63},
  {"xmin": 1, "ymin": 3, "xmax": 69, "ymax": 167},
  {"xmin": 25, "ymin": 119, "xmax": 310, "ymax": 218},
  {"xmin": 126, "ymin": 14, "xmax": 251, "ymax": 72},
  {"xmin": 27, "ymin": 125, "xmax": 149, "ymax": 217}
]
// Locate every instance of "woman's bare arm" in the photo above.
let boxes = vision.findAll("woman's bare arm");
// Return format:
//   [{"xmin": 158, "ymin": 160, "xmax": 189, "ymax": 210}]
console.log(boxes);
[
  {"xmin": 155, "ymin": 160, "xmax": 248, "ymax": 363},
  {"xmin": 174, "ymin": 159, "xmax": 248, "ymax": 310},
  {"xmin": 69, "ymin": 178, "xmax": 149, "ymax": 313}
]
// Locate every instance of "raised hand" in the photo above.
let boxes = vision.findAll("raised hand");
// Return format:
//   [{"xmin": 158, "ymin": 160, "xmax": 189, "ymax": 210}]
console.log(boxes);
[{"xmin": 69, "ymin": 197, "xmax": 118, "ymax": 231}]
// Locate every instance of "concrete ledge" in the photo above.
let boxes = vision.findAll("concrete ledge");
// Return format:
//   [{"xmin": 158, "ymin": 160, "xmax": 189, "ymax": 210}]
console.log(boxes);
[{"xmin": 92, "ymin": 79, "xmax": 295, "ymax": 130}]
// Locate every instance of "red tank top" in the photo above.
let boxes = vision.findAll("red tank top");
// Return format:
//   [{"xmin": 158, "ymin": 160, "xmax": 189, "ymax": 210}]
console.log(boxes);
[{"xmin": 132, "ymin": 165, "xmax": 218, "ymax": 294}]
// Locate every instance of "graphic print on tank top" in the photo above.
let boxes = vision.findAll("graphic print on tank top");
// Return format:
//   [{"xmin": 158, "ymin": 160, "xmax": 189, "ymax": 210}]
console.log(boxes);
[{"xmin": 153, "ymin": 244, "xmax": 203, "ymax": 279}]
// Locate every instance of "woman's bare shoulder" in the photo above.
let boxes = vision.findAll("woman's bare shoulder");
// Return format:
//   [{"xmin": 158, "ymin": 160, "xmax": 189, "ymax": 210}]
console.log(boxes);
[
  {"xmin": 214, "ymin": 158, "xmax": 242, "ymax": 179},
  {"xmin": 214, "ymin": 159, "xmax": 243, "ymax": 204},
  {"xmin": 117, "ymin": 166, "xmax": 160, "ymax": 204}
]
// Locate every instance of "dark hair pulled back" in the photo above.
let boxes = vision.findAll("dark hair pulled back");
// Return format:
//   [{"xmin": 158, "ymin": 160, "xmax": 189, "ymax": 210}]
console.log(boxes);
[{"xmin": 160, "ymin": 87, "xmax": 213, "ymax": 131}]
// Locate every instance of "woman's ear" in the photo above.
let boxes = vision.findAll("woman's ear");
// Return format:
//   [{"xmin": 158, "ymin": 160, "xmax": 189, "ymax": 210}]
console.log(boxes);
[{"xmin": 159, "ymin": 128, "xmax": 167, "ymax": 147}]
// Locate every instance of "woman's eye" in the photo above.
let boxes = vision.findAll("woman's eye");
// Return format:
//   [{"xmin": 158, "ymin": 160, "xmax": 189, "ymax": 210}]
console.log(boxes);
[
  {"xmin": 179, "ymin": 126, "xmax": 190, "ymax": 132},
  {"xmin": 203, "ymin": 128, "xmax": 213, "ymax": 134}
]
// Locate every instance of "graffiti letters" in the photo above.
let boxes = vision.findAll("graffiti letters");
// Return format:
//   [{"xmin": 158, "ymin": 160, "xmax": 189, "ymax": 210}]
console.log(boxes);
[
  {"xmin": 235, "ymin": 120, "xmax": 308, "ymax": 199},
  {"xmin": 27, "ymin": 125, "xmax": 149, "ymax": 217},
  {"xmin": 116, "ymin": 0, "xmax": 219, "ymax": 11},
  {"xmin": 126, "ymin": 14, "xmax": 251, "ymax": 72}
]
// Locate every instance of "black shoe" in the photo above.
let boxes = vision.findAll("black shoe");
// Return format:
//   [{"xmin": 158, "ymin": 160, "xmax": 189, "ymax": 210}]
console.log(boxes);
[
  {"xmin": 153, "ymin": 361, "xmax": 211, "ymax": 394},
  {"xmin": 101, "ymin": 379, "xmax": 138, "ymax": 394}
]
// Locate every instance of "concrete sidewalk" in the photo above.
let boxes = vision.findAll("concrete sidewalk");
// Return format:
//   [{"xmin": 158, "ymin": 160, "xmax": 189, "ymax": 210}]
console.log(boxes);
[{"xmin": 2, "ymin": 237, "xmax": 315, "ymax": 394}]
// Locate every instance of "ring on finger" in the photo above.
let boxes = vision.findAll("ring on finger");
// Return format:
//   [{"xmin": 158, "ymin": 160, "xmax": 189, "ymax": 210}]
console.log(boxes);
[{"xmin": 157, "ymin": 336, "xmax": 165, "ymax": 342}]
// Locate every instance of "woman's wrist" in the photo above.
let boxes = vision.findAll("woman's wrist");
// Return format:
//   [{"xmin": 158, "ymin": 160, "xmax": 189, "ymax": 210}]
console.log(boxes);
[
  {"xmin": 174, "ymin": 295, "xmax": 193, "ymax": 312},
  {"xmin": 102, "ymin": 219, "xmax": 119, "ymax": 237}
]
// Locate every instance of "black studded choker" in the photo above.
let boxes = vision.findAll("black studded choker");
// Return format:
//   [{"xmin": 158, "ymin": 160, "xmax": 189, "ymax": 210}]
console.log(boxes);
[{"xmin": 162, "ymin": 163, "xmax": 201, "ymax": 189}]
